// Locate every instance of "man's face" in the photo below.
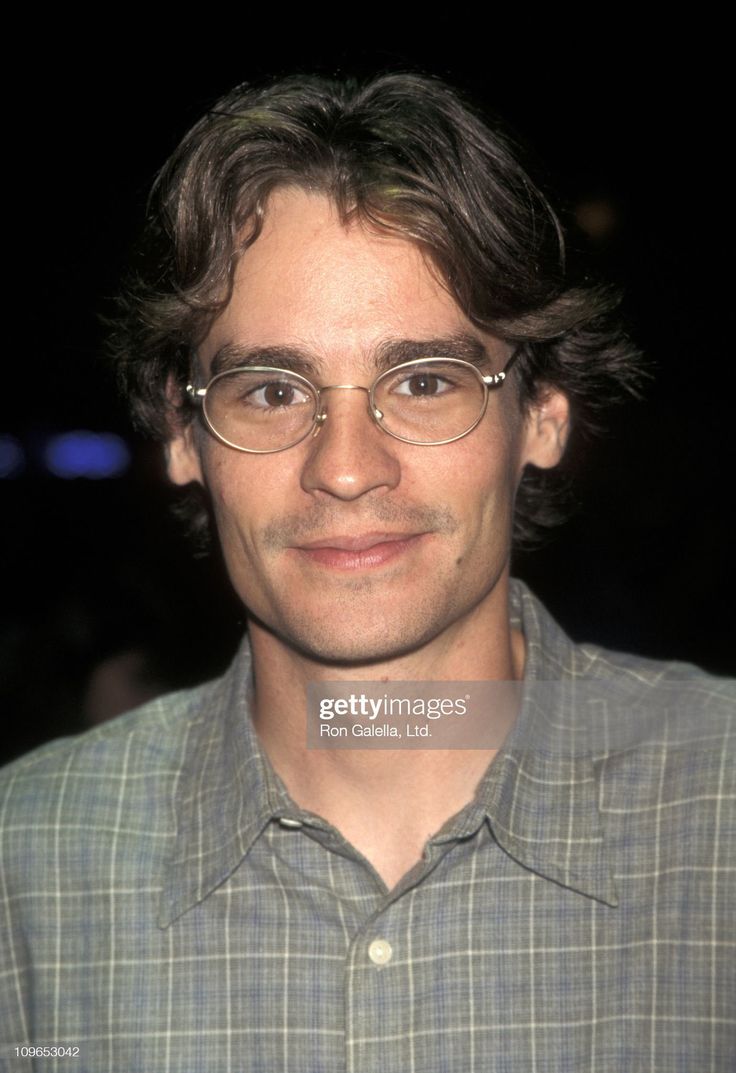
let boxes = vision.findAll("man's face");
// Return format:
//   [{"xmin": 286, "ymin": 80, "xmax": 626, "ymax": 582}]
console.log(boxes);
[{"xmin": 168, "ymin": 187, "xmax": 567, "ymax": 664}]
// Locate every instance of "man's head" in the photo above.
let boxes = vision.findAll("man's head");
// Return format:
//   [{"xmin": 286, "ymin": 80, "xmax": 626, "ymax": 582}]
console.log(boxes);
[
  {"xmin": 164, "ymin": 185, "xmax": 570, "ymax": 663},
  {"xmin": 113, "ymin": 71, "xmax": 641, "ymax": 535},
  {"xmin": 111, "ymin": 71, "xmax": 642, "ymax": 660}
]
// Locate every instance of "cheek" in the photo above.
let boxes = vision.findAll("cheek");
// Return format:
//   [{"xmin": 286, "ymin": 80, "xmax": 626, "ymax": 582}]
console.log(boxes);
[
  {"xmin": 199, "ymin": 450, "xmax": 262, "ymax": 545},
  {"xmin": 441, "ymin": 430, "xmax": 522, "ymax": 558},
  {"xmin": 199, "ymin": 447, "xmax": 303, "ymax": 555},
  {"xmin": 200, "ymin": 450, "xmax": 238, "ymax": 517},
  {"xmin": 442, "ymin": 424, "xmax": 520, "ymax": 509}
]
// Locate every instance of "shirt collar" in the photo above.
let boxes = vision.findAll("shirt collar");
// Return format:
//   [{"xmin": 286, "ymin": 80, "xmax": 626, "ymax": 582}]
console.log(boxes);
[
  {"xmin": 471, "ymin": 579, "xmax": 619, "ymax": 908},
  {"xmin": 158, "ymin": 639, "xmax": 289, "ymax": 926},
  {"xmin": 159, "ymin": 577, "xmax": 618, "ymax": 927}
]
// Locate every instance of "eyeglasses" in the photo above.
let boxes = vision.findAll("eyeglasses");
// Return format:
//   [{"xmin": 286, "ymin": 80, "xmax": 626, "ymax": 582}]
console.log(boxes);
[{"xmin": 186, "ymin": 350, "xmax": 520, "ymax": 454}]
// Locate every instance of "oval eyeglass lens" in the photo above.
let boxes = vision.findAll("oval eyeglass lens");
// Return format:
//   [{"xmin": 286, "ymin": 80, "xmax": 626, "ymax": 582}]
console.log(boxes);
[
  {"xmin": 205, "ymin": 370, "xmax": 317, "ymax": 451},
  {"xmin": 374, "ymin": 361, "xmax": 485, "ymax": 442}
]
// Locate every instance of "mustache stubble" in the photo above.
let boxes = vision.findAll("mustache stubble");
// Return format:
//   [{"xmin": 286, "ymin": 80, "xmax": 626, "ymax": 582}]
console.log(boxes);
[{"xmin": 260, "ymin": 501, "xmax": 459, "ymax": 549}]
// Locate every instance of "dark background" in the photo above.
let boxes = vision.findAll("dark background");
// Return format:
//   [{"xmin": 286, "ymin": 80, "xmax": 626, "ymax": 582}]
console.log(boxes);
[{"xmin": 2, "ymin": 23, "xmax": 732, "ymax": 764}]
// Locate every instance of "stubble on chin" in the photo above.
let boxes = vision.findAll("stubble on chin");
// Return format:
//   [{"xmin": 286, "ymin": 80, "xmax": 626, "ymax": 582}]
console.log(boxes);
[{"xmin": 259, "ymin": 546, "xmax": 471, "ymax": 666}]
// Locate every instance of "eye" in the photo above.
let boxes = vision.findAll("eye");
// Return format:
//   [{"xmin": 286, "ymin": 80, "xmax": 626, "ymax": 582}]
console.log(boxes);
[
  {"xmin": 391, "ymin": 370, "xmax": 454, "ymax": 397},
  {"xmin": 244, "ymin": 379, "xmax": 312, "ymax": 409}
]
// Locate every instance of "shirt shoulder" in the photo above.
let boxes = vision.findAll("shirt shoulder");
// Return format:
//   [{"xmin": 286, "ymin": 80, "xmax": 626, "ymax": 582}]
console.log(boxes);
[
  {"xmin": 512, "ymin": 576, "xmax": 735, "ymax": 723},
  {"xmin": 571, "ymin": 638, "xmax": 736, "ymax": 720},
  {"xmin": 0, "ymin": 677, "xmax": 219, "ymax": 842},
  {"xmin": 565, "ymin": 643, "xmax": 736, "ymax": 834},
  {"xmin": 515, "ymin": 583, "xmax": 736, "ymax": 812}
]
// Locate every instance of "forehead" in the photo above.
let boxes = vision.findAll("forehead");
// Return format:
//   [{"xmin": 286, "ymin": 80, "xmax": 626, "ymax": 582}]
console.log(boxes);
[{"xmin": 199, "ymin": 186, "xmax": 492, "ymax": 373}]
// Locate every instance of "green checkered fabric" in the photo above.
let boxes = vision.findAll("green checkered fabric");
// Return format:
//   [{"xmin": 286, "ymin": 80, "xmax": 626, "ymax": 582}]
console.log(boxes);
[{"xmin": 2, "ymin": 578, "xmax": 734, "ymax": 1071}]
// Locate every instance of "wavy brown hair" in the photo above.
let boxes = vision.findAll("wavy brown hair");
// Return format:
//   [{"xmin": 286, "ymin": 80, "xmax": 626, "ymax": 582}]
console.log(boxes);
[{"xmin": 110, "ymin": 70, "xmax": 645, "ymax": 550}]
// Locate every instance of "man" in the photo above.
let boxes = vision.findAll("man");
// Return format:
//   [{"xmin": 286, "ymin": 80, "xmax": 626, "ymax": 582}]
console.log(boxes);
[{"xmin": 1, "ymin": 72, "xmax": 733, "ymax": 1072}]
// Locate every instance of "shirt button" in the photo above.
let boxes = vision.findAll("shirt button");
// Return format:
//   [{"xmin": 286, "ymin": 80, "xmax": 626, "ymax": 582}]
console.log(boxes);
[
  {"xmin": 278, "ymin": 817, "xmax": 303, "ymax": 828},
  {"xmin": 368, "ymin": 939, "xmax": 393, "ymax": 966}
]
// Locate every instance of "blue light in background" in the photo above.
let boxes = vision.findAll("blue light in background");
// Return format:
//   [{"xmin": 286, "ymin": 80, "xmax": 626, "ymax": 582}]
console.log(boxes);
[
  {"xmin": 0, "ymin": 434, "xmax": 25, "ymax": 477},
  {"xmin": 44, "ymin": 431, "xmax": 131, "ymax": 479}
]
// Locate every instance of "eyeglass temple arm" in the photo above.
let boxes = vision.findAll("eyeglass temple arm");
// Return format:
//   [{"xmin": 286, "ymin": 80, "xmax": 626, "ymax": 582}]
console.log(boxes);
[{"xmin": 482, "ymin": 345, "xmax": 521, "ymax": 389}]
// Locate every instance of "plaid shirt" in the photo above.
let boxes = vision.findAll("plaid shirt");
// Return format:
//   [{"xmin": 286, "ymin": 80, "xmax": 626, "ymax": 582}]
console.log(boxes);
[{"xmin": 1, "ymin": 578, "xmax": 734, "ymax": 1072}]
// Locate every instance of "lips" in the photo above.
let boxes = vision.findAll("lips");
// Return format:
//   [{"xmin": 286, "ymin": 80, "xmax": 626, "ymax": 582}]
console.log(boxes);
[
  {"xmin": 292, "ymin": 532, "xmax": 427, "ymax": 570},
  {"xmin": 296, "ymin": 532, "xmax": 421, "ymax": 552}
]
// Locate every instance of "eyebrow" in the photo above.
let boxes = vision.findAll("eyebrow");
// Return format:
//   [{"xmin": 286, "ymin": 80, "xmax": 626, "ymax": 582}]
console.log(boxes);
[
  {"xmin": 206, "ymin": 333, "xmax": 493, "ymax": 381},
  {"xmin": 375, "ymin": 335, "xmax": 491, "ymax": 372},
  {"xmin": 210, "ymin": 344, "xmax": 320, "ymax": 379}
]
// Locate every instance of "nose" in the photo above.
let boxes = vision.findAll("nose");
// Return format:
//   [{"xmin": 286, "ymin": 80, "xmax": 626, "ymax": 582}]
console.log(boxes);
[{"xmin": 299, "ymin": 386, "xmax": 401, "ymax": 501}]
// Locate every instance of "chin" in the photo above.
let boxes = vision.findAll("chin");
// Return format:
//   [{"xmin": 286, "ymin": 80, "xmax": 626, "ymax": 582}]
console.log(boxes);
[
  {"xmin": 282, "ymin": 630, "xmax": 434, "ymax": 668},
  {"xmin": 249, "ymin": 603, "xmax": 447, "ymax": 668}
]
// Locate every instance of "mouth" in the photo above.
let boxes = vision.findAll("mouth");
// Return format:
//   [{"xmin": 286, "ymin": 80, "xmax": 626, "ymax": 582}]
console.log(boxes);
[{"xmin": 291, "ymin": 531, "xmax": 429, "ymax": 570}]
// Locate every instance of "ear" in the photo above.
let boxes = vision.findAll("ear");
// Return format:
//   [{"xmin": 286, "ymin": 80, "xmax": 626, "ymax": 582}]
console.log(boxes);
[
  {"xmin": 164, "ymin": 375, "xmax": 204, "ymax": 487},
  {"xmin": 518, "ymin": 387, "xmax": 571, "ymax": 471},
  {"xmin": 166, "ymin": 425, "xmax": 204, "ymax": 487}
]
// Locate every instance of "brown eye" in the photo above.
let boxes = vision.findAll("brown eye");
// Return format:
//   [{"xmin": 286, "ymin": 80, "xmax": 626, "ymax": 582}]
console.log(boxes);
[
  {"xmin": 408, "ymin": 374, "xmax": 440, "ymax": 396},
  {"xmin": 242, "ymin": 379, "xmax": 312, "ymax": 409},
  {"xmin": 262, "ymin": 382, "xmax": 297, "ymax": 407},
  {"xmin": 393, "ymin": 372, "xmax": 451, "ymax": 397}
]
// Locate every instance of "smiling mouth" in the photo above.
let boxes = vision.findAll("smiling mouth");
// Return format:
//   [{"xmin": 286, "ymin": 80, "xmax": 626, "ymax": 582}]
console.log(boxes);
[{"xmin": 291, "ymin": 532, "xmax": 428, "ymax": 570}]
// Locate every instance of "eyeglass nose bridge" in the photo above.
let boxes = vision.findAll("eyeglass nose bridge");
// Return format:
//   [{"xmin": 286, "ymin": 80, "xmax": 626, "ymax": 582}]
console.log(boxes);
[{"xmin": 312, "ymin": 383, "xmax": 383, "ymax": 436}]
